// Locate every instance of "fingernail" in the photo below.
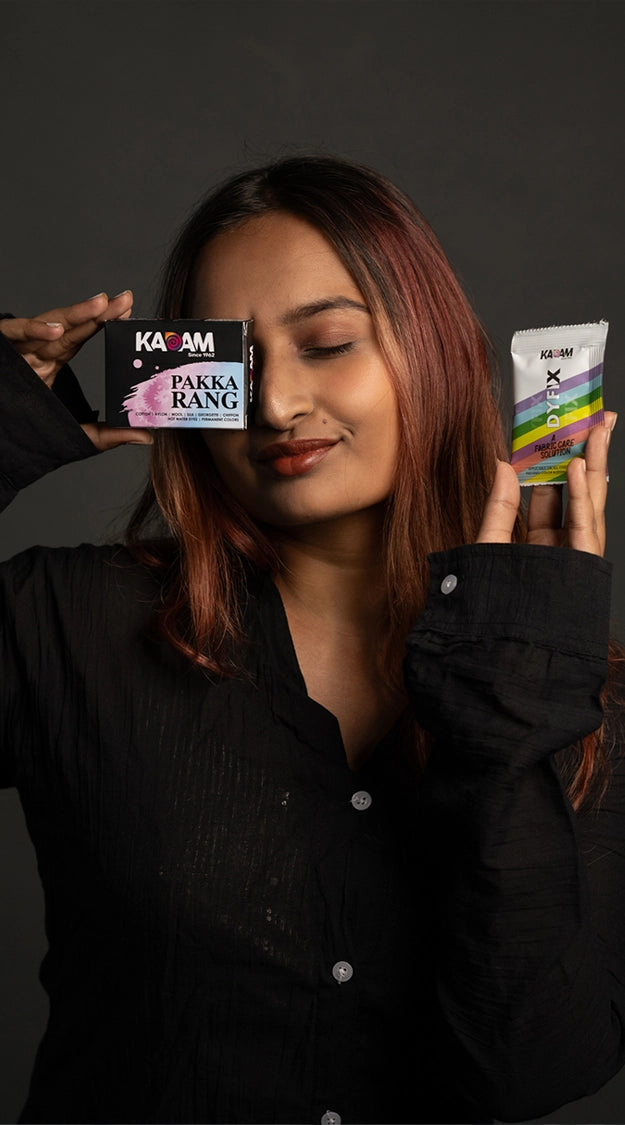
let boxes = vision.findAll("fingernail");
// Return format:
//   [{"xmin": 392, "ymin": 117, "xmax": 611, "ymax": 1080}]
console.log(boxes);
[
  {"xmin": 87, "ymin": 292, "xmax": 106, "ymax": 301},
  {"xmin": 604, "ymin": 415, "xmax": 617, "ymax": 448},
  {"xmin": 45, "ymin": 322, "xmax": 63, "ymax": 327},
  {"xmin": 112, "ymin": 289, "xmax": 131, "ymax": 299}
]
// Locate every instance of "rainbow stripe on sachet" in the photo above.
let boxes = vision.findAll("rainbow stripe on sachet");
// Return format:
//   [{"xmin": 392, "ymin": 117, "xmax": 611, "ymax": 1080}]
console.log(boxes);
[
  {"xmin": 510, "ymin": 322, "xmax": 608, "ymax": 486},
  {"xmin": 511, "ymin": 361, "xmax": 604, "ymax": 484}
]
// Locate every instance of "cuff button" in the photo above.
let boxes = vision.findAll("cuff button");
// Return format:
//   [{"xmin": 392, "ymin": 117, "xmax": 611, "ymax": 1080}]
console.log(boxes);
[{"xmin": 441, "ymin": 573, "xmax": 458, "ymax": 595}]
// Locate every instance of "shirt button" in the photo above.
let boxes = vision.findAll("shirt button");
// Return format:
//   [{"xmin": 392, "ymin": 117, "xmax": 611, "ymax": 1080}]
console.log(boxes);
[
  {"xmin": 351, "ymin": 789, "xmax": 372, "ymax": 811},
  {"xmin": 321, "ymin": 1113, "xmax": 342, "ymax": 1125},
  {"xmin": 332, "ymin": 960, "xmax": 353, "ymax": 984},
  {"xmin": 441, "ymin": 573, "xmax": 457, "ymax": 595}
]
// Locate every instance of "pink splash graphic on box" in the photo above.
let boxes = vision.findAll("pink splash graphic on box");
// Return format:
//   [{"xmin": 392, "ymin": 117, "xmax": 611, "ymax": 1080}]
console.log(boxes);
[{"xmin": 122, "ymin": 361, "xmax": 244, "ymax": 427}]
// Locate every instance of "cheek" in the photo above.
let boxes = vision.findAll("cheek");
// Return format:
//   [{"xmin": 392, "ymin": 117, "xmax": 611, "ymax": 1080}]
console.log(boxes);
[
  {"xmin": 348, "ymin": 372, "xmax": 398, "ymax": 446},
  {"xmin": 363, "ymin": 381, "xmax": 400, "ymax": 478}
]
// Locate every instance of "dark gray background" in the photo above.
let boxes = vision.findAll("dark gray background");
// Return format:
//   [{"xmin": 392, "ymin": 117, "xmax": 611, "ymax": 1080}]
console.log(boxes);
[{"xmin": 1, "ymin": 1, "xmax": 624, "ymax": 1121}]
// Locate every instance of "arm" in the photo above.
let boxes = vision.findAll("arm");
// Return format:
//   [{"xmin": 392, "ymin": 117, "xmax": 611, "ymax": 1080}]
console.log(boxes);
[
  {"xmin": 405, "ymin": 543, "xmax": 624, "ymax": 1121},
  {"xmin": 403, "ymin": 419, "xmax": 625, "ymax": 1120},
  {"xmin": 0, "ymin": 293, "xmax": 152, "ymax": 512},
  {"xmin": 0, "ymin": 329, "xmax": 98, "ymax": 510}
]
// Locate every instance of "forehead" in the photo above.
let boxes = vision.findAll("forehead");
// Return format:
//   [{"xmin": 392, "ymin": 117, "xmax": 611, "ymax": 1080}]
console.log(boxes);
[{"xmin": 189, "ymin": 211, "xmax": 365, "ymax": 320}]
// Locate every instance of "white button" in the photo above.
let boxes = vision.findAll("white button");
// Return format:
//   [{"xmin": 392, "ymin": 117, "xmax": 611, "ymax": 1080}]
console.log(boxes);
[
  {"xmin": 441, "ymin": 573, "xmax": 457, "ymax": 594},
  {"xmin": 332, "ymin": 960, "xmax": 353, "ymax": 984},
  {"xmin": 321, "ymin": 1113, "xmax": 342, "ymax": 1125},
  {"xmin": 351, "ymin": 789, "xmax": 372, "ymax": 811}
]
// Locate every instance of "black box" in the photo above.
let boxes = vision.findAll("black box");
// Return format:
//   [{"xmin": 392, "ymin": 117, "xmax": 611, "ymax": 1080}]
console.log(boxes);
[{"xmin": 105, "ymin": 319, "xmax": 253, "ymax": 428}]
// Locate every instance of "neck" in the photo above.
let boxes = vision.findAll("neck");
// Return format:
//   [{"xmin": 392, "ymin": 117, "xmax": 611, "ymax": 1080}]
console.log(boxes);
[{"xmin": 269, "ymin": 508, "xmax": 388, "ymax": 632}]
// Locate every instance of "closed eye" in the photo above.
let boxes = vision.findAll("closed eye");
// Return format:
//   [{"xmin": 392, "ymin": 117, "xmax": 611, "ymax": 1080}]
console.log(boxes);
[{"xmin": 302, "ymin": 342, "xmax": 355, "ymax": 359}]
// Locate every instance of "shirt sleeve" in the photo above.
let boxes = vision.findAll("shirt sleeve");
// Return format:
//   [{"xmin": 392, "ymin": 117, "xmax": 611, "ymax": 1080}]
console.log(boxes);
[
  {"xmin": 0, "ymin": 327, "xmax": 98, "ymax": 511},
  {"xmin": 404, "ymin": 542, "xmax": 625, "ymax": 1121}
]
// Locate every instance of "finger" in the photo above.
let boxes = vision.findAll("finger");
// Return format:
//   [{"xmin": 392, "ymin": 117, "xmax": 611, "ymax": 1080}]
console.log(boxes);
[
  {"xmin": 28, "ymin": 290, "xmax": 131, "ymax": 340},
  {"xmin": 59, "ymin": 291, "xmax": 134, "ymax": 350},
  {"xmin": 81, "ymin": 423, "xmax": 153, "ymax": 452},
  {"xmin": 476, "ymin": 460, "xmax": 520, "ymax": 543},
  {"xmin": 565, "ymin": 457, "xmax": 603, "ymax": 555},
  {"xmin": 62, "ymin": 290, "xmax": 133, "ymax": 328},
  {"xmin": 584, "ymin": 412, "xmax": 614, "ymax": 494},
  {"xmin": 1, "ymin": 291, "xmax": 133, "ymax": 348},
  {"xmin": 526, "ymin": 484, "xmax": 563, "ymax": 545},
  {"xmin": 0, "ymin": 317, "xmax": 66, "ymax": 343},
  {"xmin": 569, "ymin": 413, "xmax": 615, "ymax": 555},
  {"xmin": 96, "ymin": 290, "xmax": 133, "ymax": 323},
  {"xmin": 31, "ymin": 292, "xmax": 110, "ymax": 332}
]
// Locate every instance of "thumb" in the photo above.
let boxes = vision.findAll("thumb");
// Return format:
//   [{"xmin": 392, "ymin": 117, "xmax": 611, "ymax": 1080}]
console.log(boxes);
[
  {"xmin": 81, "ymin": 423, "xmax": 153, "ymax": 452},
  {"xmin": 476, "ymin": 460, "xmax": 520, "ymax": 543}
]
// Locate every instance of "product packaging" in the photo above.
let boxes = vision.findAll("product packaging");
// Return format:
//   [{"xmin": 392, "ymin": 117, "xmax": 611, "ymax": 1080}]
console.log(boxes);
[
  {"xmin": 105, "ymin": 319, "xmax": 253, "ymax": 428},
  {"xmin": 510, "ymin": 321, "xmax": 608, "ymax": 484}
]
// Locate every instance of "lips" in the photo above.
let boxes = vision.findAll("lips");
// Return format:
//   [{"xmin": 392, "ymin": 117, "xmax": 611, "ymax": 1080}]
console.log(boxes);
[{"xmin": 257, "ymin": 439, "xmax": 339, "ymax": 477}]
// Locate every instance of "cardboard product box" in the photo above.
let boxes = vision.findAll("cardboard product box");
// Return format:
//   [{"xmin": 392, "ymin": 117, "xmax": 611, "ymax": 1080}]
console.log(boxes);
[{"xmin": 105, "ymin": 319, "xmax": 253, "ymax": 428}]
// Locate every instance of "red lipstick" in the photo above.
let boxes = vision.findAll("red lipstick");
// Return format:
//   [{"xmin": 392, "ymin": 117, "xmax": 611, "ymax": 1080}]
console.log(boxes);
[{"xmin": 257, "ymin": 439, "xmax": 338, "ymax": 477}]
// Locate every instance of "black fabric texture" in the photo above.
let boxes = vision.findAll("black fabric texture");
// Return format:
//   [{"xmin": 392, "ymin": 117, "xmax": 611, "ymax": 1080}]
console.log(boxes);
[{"xmin": 0, "ymin": 327, "xmax": 97, "ymax": 509}]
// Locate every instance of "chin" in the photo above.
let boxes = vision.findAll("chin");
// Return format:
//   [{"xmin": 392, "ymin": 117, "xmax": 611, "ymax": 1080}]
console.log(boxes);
[{"xmin": 252, "ymin": 500, "xmax": 389, "ymax": 532}]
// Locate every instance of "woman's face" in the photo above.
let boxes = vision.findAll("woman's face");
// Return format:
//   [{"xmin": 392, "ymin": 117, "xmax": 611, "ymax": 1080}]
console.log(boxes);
[{"xmin": 190, "ymin": 211, "xmax": 399, "ymax": 530}]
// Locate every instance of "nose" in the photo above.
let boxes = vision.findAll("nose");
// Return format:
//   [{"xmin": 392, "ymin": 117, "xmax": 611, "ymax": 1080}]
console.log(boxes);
[{"xmin": 253, "ymin": 350, "xmax": 314, "ymax": 431}]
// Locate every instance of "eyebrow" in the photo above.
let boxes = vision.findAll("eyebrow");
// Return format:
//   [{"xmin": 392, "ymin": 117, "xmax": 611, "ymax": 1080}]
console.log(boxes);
[{"xmin": 278, "ymin": 297, "xmax": 369, "ymax": 326}]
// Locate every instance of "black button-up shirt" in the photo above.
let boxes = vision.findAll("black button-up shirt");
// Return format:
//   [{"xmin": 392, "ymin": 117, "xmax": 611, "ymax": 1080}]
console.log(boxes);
[{"xmin": 1, "ymin": 334, "xmax": 624, "ymax": 1124}]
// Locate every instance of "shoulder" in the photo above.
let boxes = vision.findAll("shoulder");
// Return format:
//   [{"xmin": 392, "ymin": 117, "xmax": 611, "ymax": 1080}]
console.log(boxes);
[
  {"xmin": 1, "ymin": 542, "xmax": 163, "ymax": 631},
  {"xmin": 2, "ymin": 540, "xmax": 148, "ymax": 583}
]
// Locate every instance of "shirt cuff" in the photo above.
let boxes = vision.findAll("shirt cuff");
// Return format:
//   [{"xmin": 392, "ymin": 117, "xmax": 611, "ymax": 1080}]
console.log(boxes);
[
  {"xmin": 0, "ymin": 330, "xmax": 98, "ymax": 506},
  {"xmin": 416, "ymin": 542, "xmax": 611, "ymax": 660}
]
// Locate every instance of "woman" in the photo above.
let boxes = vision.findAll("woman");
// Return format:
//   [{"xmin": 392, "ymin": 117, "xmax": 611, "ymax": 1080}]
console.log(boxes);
[{"xmin": 0, "ymin": 156, "xmax": 623, "ymax": 1125}]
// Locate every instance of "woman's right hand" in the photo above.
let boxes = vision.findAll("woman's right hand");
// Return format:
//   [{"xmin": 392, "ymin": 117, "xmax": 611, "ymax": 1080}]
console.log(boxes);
[
  {"xmin": 0, "ymin": 291, "xmax": 134, "ymax": 386},
  {"xmin": 0, "ymin": 292, "xmax": 153, "ymax": 450}
]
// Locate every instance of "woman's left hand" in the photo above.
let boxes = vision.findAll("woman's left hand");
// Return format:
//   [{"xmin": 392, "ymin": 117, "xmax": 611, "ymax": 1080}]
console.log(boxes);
[{"xmin": 476, "ymin": 411, "xmax": 617, "ymax": 557}]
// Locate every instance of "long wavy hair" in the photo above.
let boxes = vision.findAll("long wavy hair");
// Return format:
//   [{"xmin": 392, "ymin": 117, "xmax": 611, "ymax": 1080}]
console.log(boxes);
[{"xmin": 126, "ymin": 155, "xmax": 619, "ymax": 811}]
